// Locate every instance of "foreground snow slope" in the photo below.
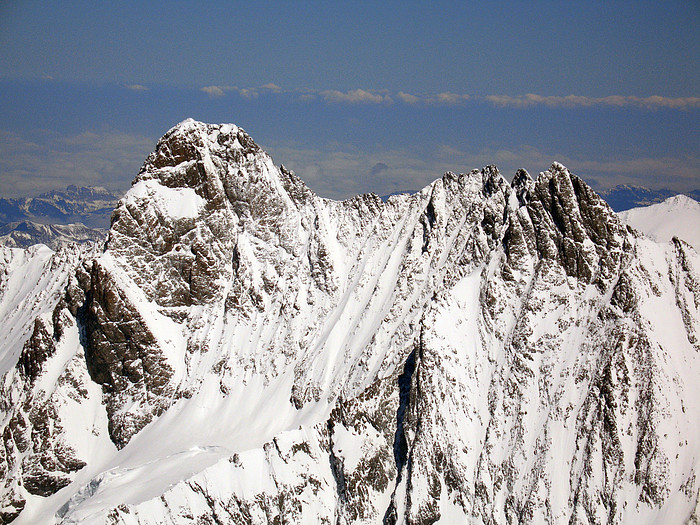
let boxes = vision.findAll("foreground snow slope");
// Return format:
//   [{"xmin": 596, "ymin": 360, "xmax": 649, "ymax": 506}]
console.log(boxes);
[
  {"xmin": 618, "ymin": 194, "xmax": 700, "ymax": 253},
  {"xmin": 1, "ymin": 120, "xmax": 699, "ymax": 524}
]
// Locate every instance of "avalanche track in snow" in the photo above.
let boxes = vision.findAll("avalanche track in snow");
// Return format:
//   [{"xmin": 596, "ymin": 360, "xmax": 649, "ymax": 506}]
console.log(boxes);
[{"xmin": 1, "ymin": 119, "xmax": 699, "ymax": 524}]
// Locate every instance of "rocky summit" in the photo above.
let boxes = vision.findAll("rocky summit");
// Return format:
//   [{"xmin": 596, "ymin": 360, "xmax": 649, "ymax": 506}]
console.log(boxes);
[{"xmin": 0, "ymin": 119, "xmax": 698, "ymax": 524}]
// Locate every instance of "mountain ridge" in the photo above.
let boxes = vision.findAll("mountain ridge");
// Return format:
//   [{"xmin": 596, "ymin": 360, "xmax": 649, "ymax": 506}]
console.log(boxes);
[{"xmin": 1, "ymin": 119, "xmax": 698, "ymax": 524}]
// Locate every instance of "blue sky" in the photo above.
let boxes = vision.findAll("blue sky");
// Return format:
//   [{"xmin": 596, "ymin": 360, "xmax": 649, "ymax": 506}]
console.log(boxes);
[{"xmin": 0, "ymin": 1, "xmax": 698, "ymax": 199}]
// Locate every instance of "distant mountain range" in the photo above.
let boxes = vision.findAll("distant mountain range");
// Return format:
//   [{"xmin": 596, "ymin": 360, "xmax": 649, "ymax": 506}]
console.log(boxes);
[
  {"xmin": 0, "ymin": 185, "xmax": 120, "ymax": 229},
  {"xmin": 598, "ymin": 185, "xmax": 700, "ymax": 212},
  {"xmin": 0, "ymin": 185, "xmax": 119, "ymax": 249},
  {"xmin": 0, "ymin": 221, "xmax": 106, "ymax": 250}
]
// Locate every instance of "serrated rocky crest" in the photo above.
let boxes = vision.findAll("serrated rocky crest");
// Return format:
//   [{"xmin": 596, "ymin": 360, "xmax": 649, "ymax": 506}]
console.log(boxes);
[{"xmin": 0, "ymin": 119, "xmax": 698, "ymax": 524}]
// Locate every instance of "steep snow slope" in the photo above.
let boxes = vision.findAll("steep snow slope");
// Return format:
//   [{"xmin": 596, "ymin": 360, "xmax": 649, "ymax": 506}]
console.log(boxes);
[
  {"xmin": 618, "ymin": 194, "xmax": 700, "ymax": 253},
  {"xmin": 0, "ymin": 120, "xmax": 699, "ymax": 524}
]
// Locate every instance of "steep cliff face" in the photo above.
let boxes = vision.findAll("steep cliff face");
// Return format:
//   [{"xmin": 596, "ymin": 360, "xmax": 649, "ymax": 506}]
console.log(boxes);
[{"xmin": 0, "ymin": 120, "xmax": 698, "ymax": 524}]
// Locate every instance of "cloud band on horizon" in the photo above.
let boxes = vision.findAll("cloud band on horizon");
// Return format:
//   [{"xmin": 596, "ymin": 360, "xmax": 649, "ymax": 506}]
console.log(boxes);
[{"xmin": 195, "ymin": 84, "xmax": 700, "ymax": 110}]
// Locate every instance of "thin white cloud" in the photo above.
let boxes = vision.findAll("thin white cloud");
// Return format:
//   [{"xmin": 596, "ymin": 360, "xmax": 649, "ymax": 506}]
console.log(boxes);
[
  {"xmin": 485, "ymin": 93, "xmax": 700, "ymax": 110},
  {"xmin": 125, "ymin": 84, "xmax": 149, "ymax": 92},
  {"xmin": 636, "ymin": 96, "xmax": 700, "ymax": 110},
  {"xmin": 201, "ymin": 85, "xmax": 226, "ymax": 97},
  {"xmin": 396, "ymin": 91, "xmax": 470, "ymax": 105},
  {"xmin": 429, "ymin": 92, "xmax": 470, "ymax": 105},
  {"xmin": 196, "ymin": 84, "xmax": 698, "ymax": 111},
  {"xmin": 298, "ymin": 93, "xmax": 317, "ymax": 102},
  {"xmin": 397, "ymin": 91, "xmax": 420, "ymax": 104},
  {"xmin": 201, "ymin": 85, "xmax": 260, "ymax": 99},
  {"xmin": 320, "ymin": 89, "xmax": 392, "ymax": 104},
  {"xmin": 235, "ymin": 87, "xmax": 258, "ymax": 100},
  {"xmin": 260, "ymin": 83, "xmax": 282, "ymax": 92}
]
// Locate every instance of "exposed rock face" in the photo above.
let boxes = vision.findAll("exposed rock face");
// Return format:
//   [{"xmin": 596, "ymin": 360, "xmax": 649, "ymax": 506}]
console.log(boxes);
[
  {"xmin": 81, "ymin": 259, "xmax": 175, "ymax": 448},
  {"xmin": 0, "ymin": 120, "xmax": 698, "ymax": 524}
]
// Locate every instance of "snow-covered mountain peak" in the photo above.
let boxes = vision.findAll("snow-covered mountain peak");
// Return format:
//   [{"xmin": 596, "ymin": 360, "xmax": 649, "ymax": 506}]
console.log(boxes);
[
  {"xmin": 142, "ymin": 119, "xmax": 244, "ymax": 166},
  {"xmin": 661, "ymin": 193, "xmax": 700, "ymax": 211},
  {"xmin": 130, "ymin": 118, "xmax": 306, "ymax": 219},
  {"xmin": 135, "ymin": 119, "xmax": 268, "ymax": 187},
  {"xmin": 618, "ymin": 193, "xmax": 700, "ymax": 252},
  {"xmin": 107, "ymin": 120, "xmax": 314, "ymax": 307}
]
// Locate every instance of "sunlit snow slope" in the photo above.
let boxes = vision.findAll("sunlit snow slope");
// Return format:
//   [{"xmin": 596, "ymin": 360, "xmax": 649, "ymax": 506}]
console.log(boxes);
[
  {"xmin": 1, "ymin": 120, "xmax": 699, "ymax": 525},
  {"xmin": 618, "ymin": 194, "xmax": 700, "ymax": 253}
]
